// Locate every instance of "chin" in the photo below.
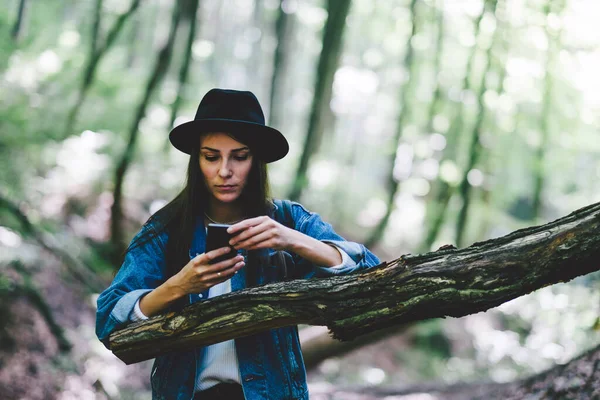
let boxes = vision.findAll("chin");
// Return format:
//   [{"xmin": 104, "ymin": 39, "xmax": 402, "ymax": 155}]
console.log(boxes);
[{"xmin": 213, "ymin": 192, "xmax": 242, "ymax": 203}]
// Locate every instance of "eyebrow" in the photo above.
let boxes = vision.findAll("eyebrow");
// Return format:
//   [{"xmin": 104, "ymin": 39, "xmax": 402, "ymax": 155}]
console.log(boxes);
[{"xmin": 200, "ymin": 146, "xmax": 249, "ymax": 152}]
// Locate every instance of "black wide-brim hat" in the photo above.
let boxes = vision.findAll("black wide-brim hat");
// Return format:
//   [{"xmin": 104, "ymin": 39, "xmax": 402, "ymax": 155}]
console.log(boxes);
[{"xmin": 169, "ymin": 88, "xmax": 289, "ymax": 163}]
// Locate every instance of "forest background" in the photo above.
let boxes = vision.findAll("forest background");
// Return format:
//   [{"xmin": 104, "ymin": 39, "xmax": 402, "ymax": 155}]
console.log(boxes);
[{"xmin": 1, "ymin": 0, "xmax": 599, "ymax": 398}]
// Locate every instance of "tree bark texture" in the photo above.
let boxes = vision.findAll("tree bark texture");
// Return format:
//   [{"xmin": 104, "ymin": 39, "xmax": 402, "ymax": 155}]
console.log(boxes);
[{"xmin": 109, "ymin": 201, "xmax": 600, "ymax": 364}]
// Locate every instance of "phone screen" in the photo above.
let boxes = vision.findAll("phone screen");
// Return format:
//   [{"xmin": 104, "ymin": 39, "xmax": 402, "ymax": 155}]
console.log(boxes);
[{"xmin": 206, "ymin": 223, "xmax": 236, "ymax": 263}]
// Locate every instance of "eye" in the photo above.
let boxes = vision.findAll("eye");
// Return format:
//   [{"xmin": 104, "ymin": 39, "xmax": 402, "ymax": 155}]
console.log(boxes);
[
  {"xmin": 204, "ymin": 155, "xmax": 219, "ymax": 162},
  {"xmin": 234, "ymin": 154, "xmax": 249, "ymax": 161}
]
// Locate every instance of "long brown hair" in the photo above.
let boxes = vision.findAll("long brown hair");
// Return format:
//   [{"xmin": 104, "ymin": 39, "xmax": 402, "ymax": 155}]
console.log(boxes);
[{"xmin": 127, "ymin": 133, "xmax": 272, "ymax": 278}]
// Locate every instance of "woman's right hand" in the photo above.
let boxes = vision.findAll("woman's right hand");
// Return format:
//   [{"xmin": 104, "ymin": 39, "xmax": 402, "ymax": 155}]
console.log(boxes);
[
  {"xmin": 138, "ymin": 247, "xmax": 244, "ymax": 318},
  {"xmin": 169, "ymin": 247, "xmax": 245, "ymax": 297}
]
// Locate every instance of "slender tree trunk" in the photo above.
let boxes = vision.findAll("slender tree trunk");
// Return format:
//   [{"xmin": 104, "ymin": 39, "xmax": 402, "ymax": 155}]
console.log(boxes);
[
  {"xmin": 424, "ymin": 0, "xmax": 445, "ymax": 136},
  {"xmin": 64, "ymin": 0, "xmax": 142, "ymax": 138},
  {"xmin": 268, "ymin": 1, "xmax": 295, "ymax": 129},
  {"xmin": 364, "ymin": 0, "xmax": 419, "ymax": 249},
  {"xmin": 419, "ymin": 3, "xmax": 486, "ymax": 252},
  {"xmin": 109, "ymin": 3, "xmax": 182, "ymax": 257},
  {"xmin": 288, "ymin": 0, "xmax": 352, "ymax": 202},
  {"xmin": 455, "ymin": 0, "xmax": 501, "ymax": 247},
  {"xmin": 125, "ymin": 12, "xmax": 140, "ymax": 68},
  {"xmin": 248, "ymin": 0, "xmax": 264, "ymax": 96},
  {"xmin": 11, "ymin": 0, "xmax": 27, "ymax": 41},
  {"xmin": 90, "ymin": 0, "xmax": 103, "ymax": 55},
  {"xmin": 532, "ymin": 1, "xmax": 564, "ymax": 221},
  {"xmin": 477, "ymin": 29, "xmax": 509, "ymax": 241},
  {"xmin": 164, "ymin": 0, "xmax": 201, "ymax": 153}
]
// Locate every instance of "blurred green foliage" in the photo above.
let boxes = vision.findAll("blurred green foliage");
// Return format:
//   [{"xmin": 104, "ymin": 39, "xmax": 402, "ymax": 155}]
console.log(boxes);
[{"xmin": 0, "ymin": 0, "xmax": 599, "ymax": 390}]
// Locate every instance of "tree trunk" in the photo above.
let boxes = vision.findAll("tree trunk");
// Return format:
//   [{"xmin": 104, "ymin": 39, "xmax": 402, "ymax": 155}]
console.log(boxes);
[
  {"xmin": 64, "ymin": 0, "xmax": 142, "ymax": 138},
  {"xmin": 248, "ymin": 0, "xmax": 264, "ymax": 95},
  {"xmin": 532, "ymin": 1, "xmax": 564, "ymax": 221},
  {"xmin": 164, "ymin": 0, "xmax": 201, "ymax": 153},
  {"xmin": 125, "ymin": 8, "xmax": 141, "ymax": 68},
  {"xmin": 109, "ymin": 2, "xmax": 181, "ymax": 257},
  {"xmin": 90, "ymin": 0, "xmax": 103, "ymax": 56},
  {"xmin": 109, "ymin": 201, "xmax": 600, "ymax": 364},
  {"xmin": 419, "ymin": 2, "xmax": 487, "ymax": 252},
  {"xmin": 11, "ymin": 0, "xmax": 27, "ymax": 41},
  {"xmin": 288, "ymin": 0, "xmax": 352, "ymax": 202},
  {"xmin": 423, "ymin": 0, "xmax": 446, "ymax": 136},
  {"xmin": 454, "ymin": 0, "xmax": 501, "ymax": 247},
  {"xmin": 364, "ymin": 0, "xmax": 419, "ymax": 249},
  {"xmin": 268, "ymin": 0, "xmax": 295, "ymax": 130}
]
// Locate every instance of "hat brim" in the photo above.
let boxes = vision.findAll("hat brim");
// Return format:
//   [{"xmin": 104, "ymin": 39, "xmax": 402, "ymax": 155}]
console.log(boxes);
[{"xmin": 169, "ymin": 119, "xmax": 289, "ymax": 163}]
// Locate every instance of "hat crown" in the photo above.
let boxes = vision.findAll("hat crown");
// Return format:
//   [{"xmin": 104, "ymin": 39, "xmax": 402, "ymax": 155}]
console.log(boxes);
[
  {"xmin": 169, "ymin": 88, "xmax": 288, "ymax": 162},
  {"xmin": 194, "ymin": 89, "xmax": 265, "ymax": 125}
]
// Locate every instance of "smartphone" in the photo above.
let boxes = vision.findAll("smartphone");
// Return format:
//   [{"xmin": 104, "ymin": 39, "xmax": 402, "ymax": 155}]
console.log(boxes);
[{"xmin": 205, "ymin": 223, "xmax": 236, "ymax": 264}]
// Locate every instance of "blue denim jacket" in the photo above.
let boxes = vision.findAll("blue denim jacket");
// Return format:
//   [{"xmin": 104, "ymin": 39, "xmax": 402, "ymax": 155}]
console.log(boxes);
[{"xmin": 96, "ymin": 200, "xmax": 380, "ymax": 400}]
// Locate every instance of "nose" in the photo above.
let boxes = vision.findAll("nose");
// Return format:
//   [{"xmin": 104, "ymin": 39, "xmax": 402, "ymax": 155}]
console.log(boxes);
[{"xmin": 218, "ymin": 159, "xmax": 233, "ymax": 178}]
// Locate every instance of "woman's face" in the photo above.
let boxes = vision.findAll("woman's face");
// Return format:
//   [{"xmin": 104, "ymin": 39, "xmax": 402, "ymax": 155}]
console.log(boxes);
[{"xmin": 199, "ymin": 132, "xmax": 254, "ymax": 205}]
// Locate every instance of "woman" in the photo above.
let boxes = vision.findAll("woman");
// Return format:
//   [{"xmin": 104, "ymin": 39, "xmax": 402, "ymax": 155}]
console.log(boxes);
[{"xmin": 96, "ymin": 88, "xmax": 381, "ymax": 400}]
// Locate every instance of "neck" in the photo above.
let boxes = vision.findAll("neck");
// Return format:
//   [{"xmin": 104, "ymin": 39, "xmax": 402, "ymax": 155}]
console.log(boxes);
[{"xmin": 205, "ymin": 201, "xmax": 243, "ymax": 224}]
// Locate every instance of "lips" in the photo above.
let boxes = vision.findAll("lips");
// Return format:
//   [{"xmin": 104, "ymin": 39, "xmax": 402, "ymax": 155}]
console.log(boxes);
[{"xmin": 216, "ymin": 185, "xmax": 237, "ymax": 192}]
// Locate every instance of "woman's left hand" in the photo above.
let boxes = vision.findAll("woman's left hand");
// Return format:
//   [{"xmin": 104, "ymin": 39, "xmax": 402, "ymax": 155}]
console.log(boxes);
[{"xmin": 227, "ymin": 216, "xmax": 295, "ymax": 251}]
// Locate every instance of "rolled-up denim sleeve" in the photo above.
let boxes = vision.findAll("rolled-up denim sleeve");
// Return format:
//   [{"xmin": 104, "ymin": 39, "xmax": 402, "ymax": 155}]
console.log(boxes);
[
  {"xmin": 322, "ymin": 242, "xmax": 356, "ymax": 270},
  {"xmin": 95, "ymin": 224, "xmax": 167, "ymax": 347},
  {"xmin": 288, "ymin": 202, "xmax": 381, "ymax": 277},
  {"xmin": 131, "ymin": 298, "xmax": 150, "ymax": 322}
]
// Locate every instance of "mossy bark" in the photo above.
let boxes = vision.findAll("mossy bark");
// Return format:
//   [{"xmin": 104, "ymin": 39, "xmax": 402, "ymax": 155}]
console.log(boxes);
[{"xmin": 109, "ymin": 201, "xmax": 600, "ymax": 364}]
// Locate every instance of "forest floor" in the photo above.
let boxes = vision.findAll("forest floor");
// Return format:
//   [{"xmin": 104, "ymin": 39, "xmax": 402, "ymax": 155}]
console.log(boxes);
[{"xmin": 0, "ymin": 248, "xmax": 152, "ymax": 400}]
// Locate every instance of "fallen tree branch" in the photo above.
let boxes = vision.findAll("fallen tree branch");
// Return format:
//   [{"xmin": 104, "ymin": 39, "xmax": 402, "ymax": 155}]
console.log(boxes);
[
  {"xmin": 300, "ymin": 324, "xmax": 409, "ymax": 371},
  {"xmin": 109, "ymin": 202, "xmax": 600, "ymax": 364}
]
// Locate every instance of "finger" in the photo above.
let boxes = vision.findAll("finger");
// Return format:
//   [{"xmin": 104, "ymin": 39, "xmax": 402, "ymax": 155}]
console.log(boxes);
[
  {"xmin": 230, "ymin": 223, "xmax": 266, "ymax": 246},
  {"xmin": 203, "ymin": 246, "xmax": 234, "ymax": 263},
  {"xmin": 205, "ymin": 255, "xmax": 244, "ymax": 274},
  {"xmin": 234, "ymin": 230, "xmax": 274, "ymax": 250},
  {"xmin": 204, "ymin": 260, "xmax": 245, "ymax": 283},
  {"xmin": 228, "ymin": 216, "xmax": 269, "ymax": 235}
]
